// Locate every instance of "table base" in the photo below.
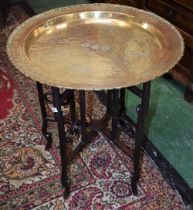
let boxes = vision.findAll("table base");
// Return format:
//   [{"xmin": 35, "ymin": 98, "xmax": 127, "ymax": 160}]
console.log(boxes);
[{"xmin": 36, "ymin": 82, "xmax": 151, "ymax": 199}]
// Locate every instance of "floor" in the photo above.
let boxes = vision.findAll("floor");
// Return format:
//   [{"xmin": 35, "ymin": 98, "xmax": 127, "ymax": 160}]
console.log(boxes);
[{"xmin": 8, "ymin": 0, "xmax": 193, "ymax": 205}]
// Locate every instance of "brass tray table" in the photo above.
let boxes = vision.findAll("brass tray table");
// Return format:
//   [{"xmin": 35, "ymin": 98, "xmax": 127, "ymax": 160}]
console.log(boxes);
[{"xmin": 7, "ymin": 3, "xmax": 184, "ymax": 199}]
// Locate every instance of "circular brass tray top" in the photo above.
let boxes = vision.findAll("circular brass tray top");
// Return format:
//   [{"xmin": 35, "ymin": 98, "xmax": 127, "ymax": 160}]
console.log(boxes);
[{"xmin": 7, "ymin": 3, "xmax": 184, "ymax": 90}]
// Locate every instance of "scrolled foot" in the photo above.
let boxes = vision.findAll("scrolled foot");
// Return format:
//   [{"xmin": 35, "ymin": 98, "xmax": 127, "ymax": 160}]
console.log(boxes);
[
  {"xmin": 63, "ymin": 188, "xmax": 70, "ymax": 200},
  {"xmin": 131, "ymin": 176, "xmax": 138, "ymax": 196},
  {"xmin": 62, "ymin": 181, "xmax": 70, "ymax": 199}
]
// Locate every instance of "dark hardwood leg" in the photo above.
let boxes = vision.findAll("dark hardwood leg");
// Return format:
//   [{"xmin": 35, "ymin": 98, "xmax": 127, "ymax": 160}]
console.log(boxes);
[
  {"xmin": 79, "ymin": 90, "xmax": 87, "ymax": 143},
  {"xmin": 184, "ymin": 87, "xmax": 193, "ymax": 104},
  {"xmin": 69, "ymin": 90, "xmax": 76, "ymax": 124},
  {"xmin": 51, "ymin": 87, "xmax": 70, "ymax": 199},
  {"xmin": 111, "ymin": 89, "xmax": 119, "ymax": 142},
  {"xmin": 119, "ymin": 88, "xmax": 135, "ymax": 136},
  {"xmin": 120, "ymin": 88, "xmax": 126, "ymax": 116},
  {"xmin": 131, "ymin": 82, "xmax": 151, "ymax": 195},
  {"xmin": 36, "ymin": 82, "xmax": 52, "ymax": 150},
  {"xmin": 106, "ymin": 90, "xmax": 112, "ymax": 115}
]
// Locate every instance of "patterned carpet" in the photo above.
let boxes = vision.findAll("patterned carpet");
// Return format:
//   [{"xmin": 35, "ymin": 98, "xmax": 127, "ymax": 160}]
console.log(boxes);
[{"xmin": 0, "ymin": 5, "xmax": 185, "ymax": 209}]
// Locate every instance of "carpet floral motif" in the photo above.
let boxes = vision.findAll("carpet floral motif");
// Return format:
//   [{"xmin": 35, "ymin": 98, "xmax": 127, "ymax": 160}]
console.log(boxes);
[{"xmin": 0, "ymin": 5, "xmax": 184, "ymax": 210}]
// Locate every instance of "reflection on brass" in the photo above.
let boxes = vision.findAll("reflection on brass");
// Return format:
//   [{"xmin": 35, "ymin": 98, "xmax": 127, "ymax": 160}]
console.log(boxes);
[{"xmin": 7, "ymin": 3, "xmax": 184, "ymax": 90}]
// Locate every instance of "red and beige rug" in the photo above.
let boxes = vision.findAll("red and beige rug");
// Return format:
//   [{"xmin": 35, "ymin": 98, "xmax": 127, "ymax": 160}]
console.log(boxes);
[{"xmin": 0, "ymin": 5, "xmax": 184, "ymax": 209}]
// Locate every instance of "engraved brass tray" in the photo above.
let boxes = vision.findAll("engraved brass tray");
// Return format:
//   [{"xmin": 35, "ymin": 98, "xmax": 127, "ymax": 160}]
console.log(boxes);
[{"xmin": 7, "ymin": 3, "xmax": 184, "ymax": 90}]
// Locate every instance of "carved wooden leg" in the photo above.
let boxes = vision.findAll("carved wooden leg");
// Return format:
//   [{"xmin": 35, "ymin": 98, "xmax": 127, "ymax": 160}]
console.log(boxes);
[
  {"xmin": 131, "ymin": 82, "xmax": 151, "ymax": 195},
  {"xmin": 111, "ymin": 89, "xmax": 119, "ymax": 142},
  {"xmin": 51, "ymin": 87, "xmax": 70, "ymax": 199},
  {"xmin": 36, "ymin": 82, "xmax": 52, "ymax": 150}
]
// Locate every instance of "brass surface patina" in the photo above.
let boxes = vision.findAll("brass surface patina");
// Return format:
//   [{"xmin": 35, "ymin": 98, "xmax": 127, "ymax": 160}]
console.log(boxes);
[{"xmin": 7, "ymin": 3, "xmax": 184, "ymax": 90}]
